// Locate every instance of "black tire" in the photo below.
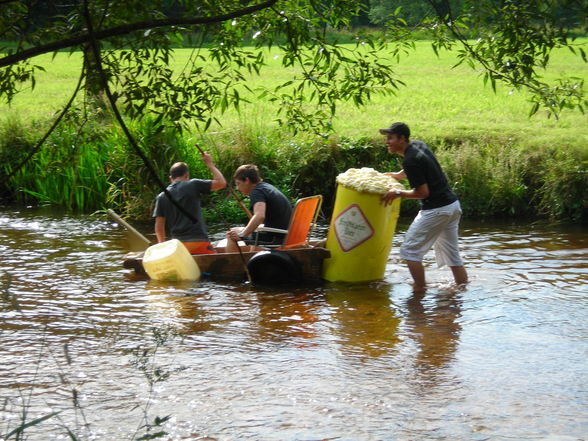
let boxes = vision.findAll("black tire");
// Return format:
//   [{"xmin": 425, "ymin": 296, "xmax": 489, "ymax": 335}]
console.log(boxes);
[{"xmin": 247, "ymin": 250, "xmax": 302, "ymax": 285}]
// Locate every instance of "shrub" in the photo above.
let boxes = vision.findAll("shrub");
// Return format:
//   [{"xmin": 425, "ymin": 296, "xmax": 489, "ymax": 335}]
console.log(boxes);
[{"xmin": 1, "ymin": 116, "xmax": 586, "ymax": 223}]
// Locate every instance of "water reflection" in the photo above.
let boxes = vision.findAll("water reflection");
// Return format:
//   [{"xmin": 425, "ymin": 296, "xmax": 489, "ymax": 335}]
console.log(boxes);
[
  {"xmin": 255, "ymin": 291, "xmax": 321, "ymax": 344},
  {"xmin": 325, "ymin": 282, "xmax": 400, "ymax": 358},
  {"xmin": 404, "ymin": 289, "xmax": 462, "ymax": 381},
  {"xmin": 0, "ymin": 271, "xmax": 21, "ymax": 313},
  {"xmin": 144, "ymin": 281, "xmax": 215, "ymax": 335}
]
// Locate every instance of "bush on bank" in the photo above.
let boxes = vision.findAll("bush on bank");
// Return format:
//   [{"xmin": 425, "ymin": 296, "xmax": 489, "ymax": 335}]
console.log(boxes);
[{"xmin": 0, "ymin": 115, "xmax": 586, "ymax": 224}]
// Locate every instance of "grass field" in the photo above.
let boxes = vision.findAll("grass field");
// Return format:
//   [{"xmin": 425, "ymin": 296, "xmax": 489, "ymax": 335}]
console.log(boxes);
[{"xmin": 2, "ymin": 40, "xmax": 587, "ymax": 147}]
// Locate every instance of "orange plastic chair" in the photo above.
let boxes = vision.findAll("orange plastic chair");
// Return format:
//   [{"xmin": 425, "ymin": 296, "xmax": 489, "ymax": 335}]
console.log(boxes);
[{"xmin": 255, "ymin": 195, "xmax": 323, "ymax": 249}]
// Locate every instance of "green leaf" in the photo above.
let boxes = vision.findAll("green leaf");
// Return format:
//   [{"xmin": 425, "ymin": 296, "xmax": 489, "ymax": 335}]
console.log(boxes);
[
  {"xmin": 4, "ymin": 412, "xmax": 61, "ymax": 439},
  {"xmin": 136, "ymin": 431, "xmax": 168, "ymax": 440}
]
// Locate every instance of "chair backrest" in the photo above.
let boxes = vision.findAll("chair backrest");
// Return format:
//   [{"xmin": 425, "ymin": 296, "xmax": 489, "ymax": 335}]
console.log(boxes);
[{"xmin": 281, "ymin": 195, "xmax": 323, "ymax": 249}]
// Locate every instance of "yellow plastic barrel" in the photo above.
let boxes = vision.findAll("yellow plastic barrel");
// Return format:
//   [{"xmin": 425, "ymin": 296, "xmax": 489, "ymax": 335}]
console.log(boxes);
[
  {"xmin": 142, "ymin": 239, "xmax": 201, "ymax": 282},
  {"xmin": 322, "ymin": 183, "xmax": 401, "ymax": 282}
]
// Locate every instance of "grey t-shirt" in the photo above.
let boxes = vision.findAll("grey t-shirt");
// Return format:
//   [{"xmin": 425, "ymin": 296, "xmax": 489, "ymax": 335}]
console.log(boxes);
[{"xmin": 153, "ymin": 179, "xmax": 212, "ymax": 241}]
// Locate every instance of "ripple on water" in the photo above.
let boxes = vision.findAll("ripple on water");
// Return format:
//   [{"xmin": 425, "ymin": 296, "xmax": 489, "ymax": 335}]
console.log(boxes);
[{"xmin": 1, "ymin": 208, "xmax": 587, "ymax": 440}]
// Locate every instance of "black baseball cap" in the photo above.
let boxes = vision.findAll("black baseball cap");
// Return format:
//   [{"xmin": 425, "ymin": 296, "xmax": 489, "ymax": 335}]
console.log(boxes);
[{"xmin": 379, "ymin": 122, "xmax": 410, "ymax": 138}]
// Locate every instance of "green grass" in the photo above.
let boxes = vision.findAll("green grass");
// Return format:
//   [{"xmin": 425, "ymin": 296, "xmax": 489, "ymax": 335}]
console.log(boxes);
[
  {"xmin": 2, "ymin": 40, "xmax": 587, "ymax": 143},
  {"xmin": 1, "ymin": 40, "xmax": 587, "ymax": 221}
]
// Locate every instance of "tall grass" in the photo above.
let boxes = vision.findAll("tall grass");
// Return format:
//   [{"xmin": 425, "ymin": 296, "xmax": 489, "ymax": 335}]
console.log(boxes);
[
  {"xmin": 1, "ymin": 110, "xmax": 111, "ymax": 211},
  {"xmin": 1, "ymin": 113, "xmax": 587, "ymax": 222}
]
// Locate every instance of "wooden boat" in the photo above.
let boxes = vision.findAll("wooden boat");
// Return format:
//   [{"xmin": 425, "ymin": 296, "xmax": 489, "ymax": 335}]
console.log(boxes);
[
  {"xmin": 123, "ymin": 245, "xmax": 331, "ymax": 284},
  {"xmin": 118, "ymin": 195, "xmax": 329, "ymax": 284}
]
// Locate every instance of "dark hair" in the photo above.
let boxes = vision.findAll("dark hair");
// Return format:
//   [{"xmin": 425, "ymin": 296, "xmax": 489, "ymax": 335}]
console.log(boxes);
[
  {"xmin": 233, "ymin": 164, "xmax": 261, "ymax": 183},
  {"xmin": 379, "ymin": 122, "xmax": 410, "ymax": 140},
  {"xmin": 170, "ymin": 162, "xmax": 189, "ymax": 179}
]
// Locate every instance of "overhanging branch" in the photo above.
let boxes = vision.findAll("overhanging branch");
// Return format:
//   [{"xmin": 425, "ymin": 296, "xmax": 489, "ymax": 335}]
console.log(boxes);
[
  {"xmin": 0, "ymin": 0, "xmax": 278, "ymax": 68},
  {"xmin": 81, "ymin": 0, "xmax": 199, "ymax": 223}
]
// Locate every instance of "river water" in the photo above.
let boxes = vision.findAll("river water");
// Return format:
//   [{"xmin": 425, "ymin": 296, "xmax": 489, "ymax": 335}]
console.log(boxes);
[{"xmin": 0, "ymin": 206, "xmax": 586, "ymax": 441}]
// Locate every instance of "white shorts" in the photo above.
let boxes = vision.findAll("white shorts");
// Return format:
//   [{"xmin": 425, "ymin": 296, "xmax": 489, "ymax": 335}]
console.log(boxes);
[{"xmin": 399, "ymin": 200, "xmax": 464, "ymax": 268}]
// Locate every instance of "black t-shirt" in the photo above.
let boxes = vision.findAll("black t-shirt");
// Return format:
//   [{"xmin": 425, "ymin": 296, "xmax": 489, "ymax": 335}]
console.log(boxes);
[
  {"xmin": 153, "ymin": 179, "xmax": 212, "ymax": 241},
  {"xmin": 403, "ymin": 140, "xmax": 457, "ymax": 210},
  {"xmin": 249, "ymin": 182, "xmax": 292, "ymax": 233}
]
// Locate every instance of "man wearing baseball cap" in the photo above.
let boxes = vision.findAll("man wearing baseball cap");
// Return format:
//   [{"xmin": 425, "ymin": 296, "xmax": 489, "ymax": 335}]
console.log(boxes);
[{"xmin": 380, "ymin": 122, "xmax": 468, "ymax": 292}]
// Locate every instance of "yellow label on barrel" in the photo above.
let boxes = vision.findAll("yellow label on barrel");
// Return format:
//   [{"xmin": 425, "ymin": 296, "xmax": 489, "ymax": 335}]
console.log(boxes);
[{"xmin": 332, "ymin": 204, "xmax": 374, "ymax": 252}]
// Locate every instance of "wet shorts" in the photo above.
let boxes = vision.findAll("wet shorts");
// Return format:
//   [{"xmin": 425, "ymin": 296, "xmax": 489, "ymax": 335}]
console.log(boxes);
[
  {"xmin": 399, "ymin": 200, "xmax": 464, "ymax": 268},
  {"xmin": 182, "ymin": 241, "xmax": 217, "ymax": 255}
]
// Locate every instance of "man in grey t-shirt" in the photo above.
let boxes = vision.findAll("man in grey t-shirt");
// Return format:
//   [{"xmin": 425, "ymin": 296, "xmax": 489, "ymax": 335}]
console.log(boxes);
[{"xmin": 153, "ymin": 150, "xmax": 226, "ymax": 254}]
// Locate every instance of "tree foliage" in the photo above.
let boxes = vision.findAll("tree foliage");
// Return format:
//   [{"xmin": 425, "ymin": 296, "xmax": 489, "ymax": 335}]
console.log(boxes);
[
  {"xmin": 0, "ymin": 0, "xmax": 407, "ymax": 135},
  {"xmin": 0, "ymin": 0, "xmax": 586, "ymax": 134},
  {"xmin": 425, "ymin": 0, "xmax": 587, "ymax": 117},
  {"xmin": 371, "ymin": 0, "xmax": 587, "ymax": 118}
]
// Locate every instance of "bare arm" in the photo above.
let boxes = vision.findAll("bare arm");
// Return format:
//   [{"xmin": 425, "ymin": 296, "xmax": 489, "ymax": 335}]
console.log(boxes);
[
  {"xmin": 381, "ymin": 183, "xmax": 430, "ymax": 206},
  {"xmin": 241, "ymin": 202, "xmax": 266, "ymax": 236},
  {"xmin": 155, "ymin": 216, "xmax": 166, "ymax": 243},
  {"xmin": 200, "ymin": 151, "xmax": 226, "ymax": 191},
  {"xmin": 385, "ymin": 169, "xmax": 406, "ymax": 181},
  {"xmin": 227, "ymin": 202, "xmax": 266, "ymax": 241}
]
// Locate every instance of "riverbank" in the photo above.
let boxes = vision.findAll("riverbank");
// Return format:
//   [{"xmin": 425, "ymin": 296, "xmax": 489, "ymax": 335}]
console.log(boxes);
[
  {"xmin": 1, "ymin": 117, "xmax": 586, "ymax": 223},
  {"xmin": 1, "ymin": 42, "xmax": 586, "ymax": 222}
]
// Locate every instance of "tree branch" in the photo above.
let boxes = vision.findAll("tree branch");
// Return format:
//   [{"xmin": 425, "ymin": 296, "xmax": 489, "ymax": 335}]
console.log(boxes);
[
  {"xmin": 0, "ymin": 0, "xmax": 278, "ymax": 68},
  {"xmin": 424, "ymin": 0, "xmax": 541, "ymax": 93},
  {"xmin": 81, "ymin": 0, "xmax": 199, "ymax": 224}
]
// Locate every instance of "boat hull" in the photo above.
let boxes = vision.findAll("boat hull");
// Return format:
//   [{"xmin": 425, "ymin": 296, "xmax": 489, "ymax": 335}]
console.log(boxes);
[{"xmin": 123, "ymin": 246, "xmax": 331, "ymax": 283}]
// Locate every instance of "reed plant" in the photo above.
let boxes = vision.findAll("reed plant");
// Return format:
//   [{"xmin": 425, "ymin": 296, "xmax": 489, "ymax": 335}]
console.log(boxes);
[
  {"xmin": 103, "ymin": 115, "xmax": 189, "ymax": 218},
  {"xmin": 2, "ymin": 109, "xmax": 111, "ymax": 211},
  {"xmin": 531, "ymin": 144, "xmax": 588, "ymax": 222},
  {"xmin": 1, "ymin": 114, "xmax": 587, "ymax": 222},
  {"xmin": 0, "ymin": 322, "xmax": 181, "ymax": 440}
]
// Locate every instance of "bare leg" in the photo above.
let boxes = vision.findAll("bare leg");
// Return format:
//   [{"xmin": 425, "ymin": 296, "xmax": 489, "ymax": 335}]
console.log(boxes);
[
  {"xmin": 225, "ymin": 240, "xmax": 238, "ymax": 253},
  {"xmin": 225, "ymin": 228, "xmax": 241, "ymax": 253},
  {"xmin": 450, "ymin": 265, "xmax": 468, "ymax": 286},
  {"xmin": 406, "ymin": 260, "xmax": 426, "ymax": 293}
]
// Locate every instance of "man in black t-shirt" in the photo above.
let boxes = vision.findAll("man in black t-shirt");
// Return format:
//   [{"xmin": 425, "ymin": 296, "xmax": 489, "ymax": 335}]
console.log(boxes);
[
  {"xmin": 225, "ymin": 164, "xmax": 292, "ymax": 252},
  {"xmin": 379, "ymin": 122, "xmax": 468, "ymax": 292},
  {"xmin": 153, "ymin": 150, "xmax": 226, "ymax": 254}
]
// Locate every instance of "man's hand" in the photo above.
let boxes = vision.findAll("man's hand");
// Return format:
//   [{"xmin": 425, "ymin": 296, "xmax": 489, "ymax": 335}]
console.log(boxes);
[
  {"xmin": 196, "ymin": 145, "xmax": 226, "ymax": 191},
  {"xmin": 381, "ymin": 189, "xmax": 401, "ymax": 206},
  {"xmin": 200, "ymin": 150, "xmax": 214, "ymax": 168},
  {"xmin": 227, "ymin": 227, "xmax": 244, "ymax": 242}
]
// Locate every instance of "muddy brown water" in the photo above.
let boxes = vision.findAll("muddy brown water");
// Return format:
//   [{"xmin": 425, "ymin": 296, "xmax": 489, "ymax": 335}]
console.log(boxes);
[{"xmin": 0, "ymin": 206, "xmax": 587, "ymax": 441}]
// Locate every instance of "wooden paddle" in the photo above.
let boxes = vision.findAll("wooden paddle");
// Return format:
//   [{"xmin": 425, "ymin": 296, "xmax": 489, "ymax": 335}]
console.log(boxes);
[{"xmin": 107, "ymin": 209, "xmax": 151, "ymax": 250}]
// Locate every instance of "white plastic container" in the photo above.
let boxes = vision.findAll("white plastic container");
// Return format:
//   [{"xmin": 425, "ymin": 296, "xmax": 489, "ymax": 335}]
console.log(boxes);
[{"xmin": 142, "ymin": 239, "xmax": 201, "ymax": 281}]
